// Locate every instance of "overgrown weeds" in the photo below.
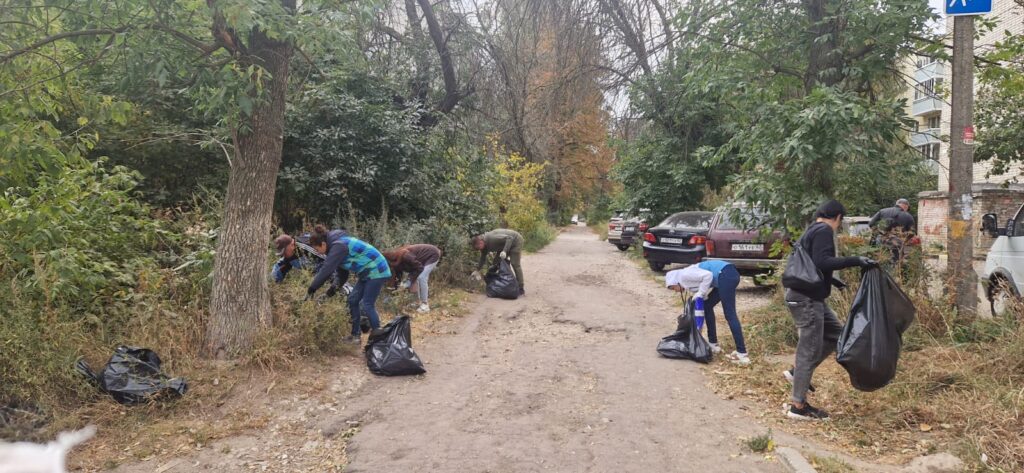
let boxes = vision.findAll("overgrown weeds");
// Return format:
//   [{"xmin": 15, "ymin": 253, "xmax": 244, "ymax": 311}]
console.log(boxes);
[{"xmin": 708, "ymin": 242, "xmax": 1024, "ymax": 471}]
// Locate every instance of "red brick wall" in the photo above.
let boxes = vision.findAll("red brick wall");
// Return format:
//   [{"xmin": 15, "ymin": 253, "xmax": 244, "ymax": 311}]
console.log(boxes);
[{"xmin": 918, "ymin": 194, "xmax": 948, "ymax": 252}]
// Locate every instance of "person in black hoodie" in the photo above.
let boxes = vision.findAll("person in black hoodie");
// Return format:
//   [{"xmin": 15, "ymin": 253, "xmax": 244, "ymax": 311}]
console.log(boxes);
[{"xmin": 783, "ymin": 200, "xmax": 877, "ymax": 421}]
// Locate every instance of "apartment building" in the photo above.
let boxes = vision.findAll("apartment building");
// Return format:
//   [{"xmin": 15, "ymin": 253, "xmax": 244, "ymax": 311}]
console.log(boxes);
[{"xmin": 908, "ymin": 0, "xmax": 1024, "ymax": 254}]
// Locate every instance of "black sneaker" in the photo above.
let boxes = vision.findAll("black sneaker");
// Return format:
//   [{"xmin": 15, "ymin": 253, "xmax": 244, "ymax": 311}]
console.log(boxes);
[
  {"xmin": 342, "ymin": 335, "xmax": 361, "ymax": 345},
  {"xmin": 783, "ymin": 369, "xmax": 815, "ymax": 392},
  {"xmin": 787, "ymin": 403, "xmax": 830, "ymax": 421}
]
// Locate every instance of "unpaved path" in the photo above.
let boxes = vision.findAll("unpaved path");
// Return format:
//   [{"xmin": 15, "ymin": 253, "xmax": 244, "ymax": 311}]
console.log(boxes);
[
  {"xmin": 108, "ymin": 225, "xmax": 882, "ymax": 472},
  {"xmin": 339, "ymin": 225, "xmax": 783, "ymax": 472}
]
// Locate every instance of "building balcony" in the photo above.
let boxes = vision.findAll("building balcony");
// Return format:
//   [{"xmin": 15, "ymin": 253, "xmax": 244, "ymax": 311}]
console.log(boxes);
[
  {"xmin": 911, "ymin": 128, "xmax": 942, "ymax": 147},
  {"xmin": 915, "ymin": 61, "xmax": 943, "ymax": 83},
  {"xmin": 912, "ymin": 96, "xmax": 943, "ymax": 116}
]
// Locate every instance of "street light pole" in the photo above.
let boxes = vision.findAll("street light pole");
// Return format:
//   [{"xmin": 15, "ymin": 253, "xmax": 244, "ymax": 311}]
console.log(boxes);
[{"xmin": 947, "ymin": 14, "xmax": 977, "ymax": 316}]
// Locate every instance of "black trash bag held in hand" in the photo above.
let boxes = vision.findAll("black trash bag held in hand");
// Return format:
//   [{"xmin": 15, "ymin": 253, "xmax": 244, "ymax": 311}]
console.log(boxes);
[
  {"xmin": 485, "ymin": 258, "xmax": 520, "ymax": 300},
  {"xmin": 781, "ymin": 241, "xmax": 823, "ymax": 292},
  {"xmin": 835, "ymin": 267, "xmax": 916, "ymax": 391},
  {"xmin": 365, "ymin": 316, "xmax": 426, "ymax": 376},
  {"xmin": 656, "ymin": 303, "xmax": 713, "ymax": 363},
  {"xmin": 75, "ymin": 346, "xmax": 187, "ymax": 405}
]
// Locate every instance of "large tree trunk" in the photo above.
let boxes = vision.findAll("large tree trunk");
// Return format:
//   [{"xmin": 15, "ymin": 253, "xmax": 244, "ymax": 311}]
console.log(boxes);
[{"xmin": 206, "ymin": 26, "xmax": 294, "ymax": 359}]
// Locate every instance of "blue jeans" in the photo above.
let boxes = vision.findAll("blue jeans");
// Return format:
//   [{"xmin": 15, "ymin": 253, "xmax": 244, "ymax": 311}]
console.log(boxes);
[
  {"xmin": 348, "ymin": 277, "xmax": 387, "ymax": 336},
  {"xmin": 704, "ymin": 265, "xmax": 747, "ymax": 354}
]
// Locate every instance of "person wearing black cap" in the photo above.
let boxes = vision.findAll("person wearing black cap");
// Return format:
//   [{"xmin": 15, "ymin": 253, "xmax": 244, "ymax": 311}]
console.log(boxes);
[
  {"xmin": 783, "ymin": 199, "xmax": 877, "ymax": 421},
  {"xmin": 869, "ymin": 198, "xmax": 916, "ymax": 263}
]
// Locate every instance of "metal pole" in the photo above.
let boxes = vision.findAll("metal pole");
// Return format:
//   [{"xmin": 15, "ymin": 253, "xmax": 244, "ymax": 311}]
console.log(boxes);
[{"xmin": 947, "ymin": 15, "xmax": 977, "ymax": 316}]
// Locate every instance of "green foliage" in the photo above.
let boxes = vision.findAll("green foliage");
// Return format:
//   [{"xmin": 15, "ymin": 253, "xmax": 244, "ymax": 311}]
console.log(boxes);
[
  {"xmin": 617, "ymin": 0, "xmax": 938, "ymax": 229},
  {"xmin": 0, "ymin": 160, "xmax": 216, "ymax": 419},
  {"xmin": 977, "ymin": 32, "xmax": 1024, "ymax": 174}
]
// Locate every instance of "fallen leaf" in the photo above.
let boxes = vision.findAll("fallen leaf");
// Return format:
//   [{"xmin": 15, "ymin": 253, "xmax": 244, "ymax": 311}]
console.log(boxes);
[{"xmin": 919, "ymin": 424, "xmax": 932, "ymax": 432}]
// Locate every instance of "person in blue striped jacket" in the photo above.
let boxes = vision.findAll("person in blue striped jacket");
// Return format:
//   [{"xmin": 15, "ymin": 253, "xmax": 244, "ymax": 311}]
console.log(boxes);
[{"xmin": 307, "ymin": 225, "xmax": 393, "ymax": 344}]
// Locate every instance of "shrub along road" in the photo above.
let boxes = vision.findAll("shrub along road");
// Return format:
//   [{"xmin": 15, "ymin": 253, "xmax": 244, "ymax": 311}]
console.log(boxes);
[{"xmin": 108, "ymin": 225, "xmax": 898, "ymax": 472}]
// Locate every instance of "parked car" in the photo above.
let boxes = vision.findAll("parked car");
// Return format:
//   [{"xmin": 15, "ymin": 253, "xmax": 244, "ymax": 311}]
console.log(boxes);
[
  {"xmin": 843, "ymin": 216, "xmax": 872, "ymax": 237},
  {"xmin": 980, "ymin": 205, "xmax": 1024, "ymax": 316},
  {"xmin": 608, "ymin": 210, "xmax": 650, "ymax": 251},
  {"xmin": 641, "ymin": 211, "xmax": 715, "ymax": 271},
  {"xmin": 607, "ymin": 210, "xmax": 627, "ymax": 250},
  {"xmin": 703, "ymin": 207, "xmax": 784, "ymax": 282}
]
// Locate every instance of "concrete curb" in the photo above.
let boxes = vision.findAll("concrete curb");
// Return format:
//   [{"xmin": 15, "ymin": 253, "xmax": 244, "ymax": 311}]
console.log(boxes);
[{"xmin": 777, "ymin": 447, "xmax": 817, "ymax": 473}]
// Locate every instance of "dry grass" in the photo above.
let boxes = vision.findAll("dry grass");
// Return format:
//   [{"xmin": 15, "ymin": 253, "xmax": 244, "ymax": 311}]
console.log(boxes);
[
  {"xmin": 708, "ymin": 279, "xmax": 1024, "ymax": 472},
  {"xmin": 55, "ymin": 277, "xmax": 474, "ymax": 471}
]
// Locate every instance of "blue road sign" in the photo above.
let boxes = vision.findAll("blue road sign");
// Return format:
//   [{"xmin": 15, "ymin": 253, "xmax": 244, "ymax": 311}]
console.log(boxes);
[{"xmin": 946, "ymin": 0, "xmax": 992, "ymax": 16}]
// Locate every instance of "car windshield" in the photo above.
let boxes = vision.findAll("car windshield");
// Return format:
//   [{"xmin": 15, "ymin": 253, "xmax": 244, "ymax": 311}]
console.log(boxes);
[
  {"xmin": 659, "ymin": 212, "xmax": 713, "ymax": 230},
  {"xmin": 716, "ymin": 209, "xmax": 768, "ymax": 231}
]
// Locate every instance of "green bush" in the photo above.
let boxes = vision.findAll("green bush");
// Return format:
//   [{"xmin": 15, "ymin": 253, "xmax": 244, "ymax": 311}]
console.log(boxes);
[{"xmin": 0, "ymin": 161, "xmax": 215, "ymax": 427}]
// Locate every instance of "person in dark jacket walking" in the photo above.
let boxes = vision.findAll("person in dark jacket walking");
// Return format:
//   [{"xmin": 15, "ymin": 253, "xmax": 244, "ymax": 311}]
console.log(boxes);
[
  {"xmin": 307, "ymin": 225, "xmax": 392, "ymax": 344},
  {"xmin": 383, "ymin": 244, "xmax": 442, "ymax": 313},
  {"xmin": 784, "ymin": 200, "xmax": 877, "ymax": 421},
  {"xmin": 869, "ymin": 198, "xmax": 916, "ymax": 263},
  {"xmin": 470, "ymin": 229, "xmax": 525, "ymax": 295}
]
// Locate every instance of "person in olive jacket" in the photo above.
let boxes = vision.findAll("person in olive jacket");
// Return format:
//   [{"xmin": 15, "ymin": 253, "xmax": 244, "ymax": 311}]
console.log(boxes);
[
  {"xmin": 383, "ymin": 244, "xmax": 442, "ymax": 313},
  {"xmin": 470, "ymin": 229, "xmax": 525, "ymax": 295}
]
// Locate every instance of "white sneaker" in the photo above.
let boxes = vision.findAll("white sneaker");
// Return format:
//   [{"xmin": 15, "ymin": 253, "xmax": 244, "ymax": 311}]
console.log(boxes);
[
  {"xmin": 416, "ymin": 303, "xmax": 430, "ymax": 313},
  {"xmin": 727, "ymin": 351, "xmax": 751, "ymax": 365},
  {"xmin": 709, "ymin": 343, "xmax": 723, "ymax": 354}
]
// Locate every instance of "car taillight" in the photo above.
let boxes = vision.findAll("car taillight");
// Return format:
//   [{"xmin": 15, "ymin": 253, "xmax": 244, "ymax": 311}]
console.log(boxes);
[
  {"xmin": 639, "ymin": 223, "xmax": 649, "ymax": 232},
  {"xmin": 608, "ymin": 223, "xmax": 616, "ymax": 230},
  {"xmin": 706, "ymin": 239, "xmax": 716, "ymax": 255},
  {"xmin": 689, "ymin": 235, "xmax": 707, "ymax": 245},
  {"xmin": 644, "ymin": 232, "xmax": 656, "ymax": 243}
]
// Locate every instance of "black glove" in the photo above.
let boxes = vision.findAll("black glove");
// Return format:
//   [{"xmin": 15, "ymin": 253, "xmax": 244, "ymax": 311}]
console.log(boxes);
[
  {"xmin": 857, "ymin": 256, "xmax": 878, "ymax": 268},
  {"xmin": 831, "ymin": 277, "xmax": 848, "ymax": 290}
]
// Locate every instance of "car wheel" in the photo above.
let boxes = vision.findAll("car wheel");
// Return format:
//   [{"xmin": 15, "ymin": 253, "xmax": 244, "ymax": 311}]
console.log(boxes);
[
  {"xmin": 989, "ymin": 278, "xmax": 1015, "ymax": 317},
  {"xmin": 617, "ymin": 244, "xmax": 631, "ymax": 251},
  {"xmin": 648, "ymin": 261, "xmax": 665, "ymax": 272}
]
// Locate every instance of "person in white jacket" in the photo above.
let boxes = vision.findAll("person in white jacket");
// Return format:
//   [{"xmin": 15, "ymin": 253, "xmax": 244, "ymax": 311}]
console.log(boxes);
[{"xmin": 665, "ymin": 260, "xmax": 749, "ymax": 364}]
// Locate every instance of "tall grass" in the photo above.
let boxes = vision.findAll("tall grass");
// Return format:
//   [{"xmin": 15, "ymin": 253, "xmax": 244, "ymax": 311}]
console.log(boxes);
[{"xmin": 711, "ymin": 241, "xmax": 1024, "ymax": 471}]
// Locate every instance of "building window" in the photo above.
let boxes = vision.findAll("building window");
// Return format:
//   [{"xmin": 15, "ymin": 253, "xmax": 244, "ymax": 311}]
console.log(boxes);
[
  {"xmin": 917, "ymin": 143, "xmax": 941, "ymax": 161},
  {"xmin": 914, "ymin": 78, "xmax": 943, "ymax": 100},
  {"xmin": 927, "ymin": 115, "xmax": 941, "ymax": 129}
]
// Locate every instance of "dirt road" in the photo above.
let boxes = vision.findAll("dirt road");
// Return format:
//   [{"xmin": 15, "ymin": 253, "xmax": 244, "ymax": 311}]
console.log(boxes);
[
  {"xmin": 108, "ymin": 225, "xmax": 812, "ymax": 472},
  {"xmin": 338, "ymin": 225, "xmax": 783, "ymax": 472}
]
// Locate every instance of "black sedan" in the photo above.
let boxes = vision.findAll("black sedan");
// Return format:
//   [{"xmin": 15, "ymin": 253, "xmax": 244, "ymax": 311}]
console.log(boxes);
[{"xmin": 641, "ymin": 211, "xmax": 715, "ymax": 271}]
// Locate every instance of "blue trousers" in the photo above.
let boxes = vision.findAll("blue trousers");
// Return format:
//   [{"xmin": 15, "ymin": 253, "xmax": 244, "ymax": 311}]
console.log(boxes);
[
  {"xmin": 348, "ymin": 277, "xmax": 387, "ymax": 336},
  {"xmin": 704, "ymin": 265, "xmax": 747, "ymax": 354}
]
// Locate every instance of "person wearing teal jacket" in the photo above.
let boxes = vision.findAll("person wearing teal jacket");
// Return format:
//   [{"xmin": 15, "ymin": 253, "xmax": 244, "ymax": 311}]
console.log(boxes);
[{"xmin": 308, "ymin": 225, "xmax": 392, "ymax": 343}]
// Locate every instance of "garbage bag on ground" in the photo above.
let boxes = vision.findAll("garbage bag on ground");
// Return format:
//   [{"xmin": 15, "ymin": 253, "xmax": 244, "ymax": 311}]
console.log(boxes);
[
  {"xmin": 75, "ymin": 346, "xmax": 187, "ymax": 405},
  {"xmin": 485, "ymin": 258, "xmax": 520, "ymax": 300},
  {"xmin": 365, "ymin": 316, "xmax": 426, "ymax": 376},
  {"xmin": 656, "ymin": 304, "xmax": 713, "ymax": 363},
  {"xmin": 835, "ymin": 267, "xmax": 916, "ymax": 391}
]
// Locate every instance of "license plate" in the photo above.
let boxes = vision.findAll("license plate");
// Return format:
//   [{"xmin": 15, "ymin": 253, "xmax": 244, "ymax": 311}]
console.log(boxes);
[
  {"xmin": 624, "ymin": 226, "xmax": 635, "ymax": 232},
  {"xmin": 661, "ymin": 237, "xmax": 683, "ymax": 245},
  {"xmin": 732, "ymin": 243, "xmax": 764, "ymax": 252}
]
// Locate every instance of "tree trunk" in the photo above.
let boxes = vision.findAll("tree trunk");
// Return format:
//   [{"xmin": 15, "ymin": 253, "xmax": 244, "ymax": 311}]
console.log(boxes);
[
  {"xmin": 947, "ymin": 16, "xmax": 977, "ymax": 316},
  {"xmin": 206, "ymin": 27, "xmax": 294, "ymax": 359}
]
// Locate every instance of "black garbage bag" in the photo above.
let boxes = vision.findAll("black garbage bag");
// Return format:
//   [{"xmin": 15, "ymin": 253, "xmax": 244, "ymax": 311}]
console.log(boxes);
[
  {"xmin": 485, "ymin": 258, "xmax": 520, "ymax": 300},
  {"xmin": 365, "ymin": 316, "xmax": 426, "ymax": 376},
  {"xmin": 781, "ymin": 242, "xmax": 823, "ymax": 292},
  {"xmin": 656, "ymin": 304, "xmax": 713, "ymax": 363},
  {"xmin": 75, "ymin": 346, "xmax": 187, "ymax": 405},
  {"xmin": 836, "ymin": 267, "xmax": 916, "ymax": 391}
]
